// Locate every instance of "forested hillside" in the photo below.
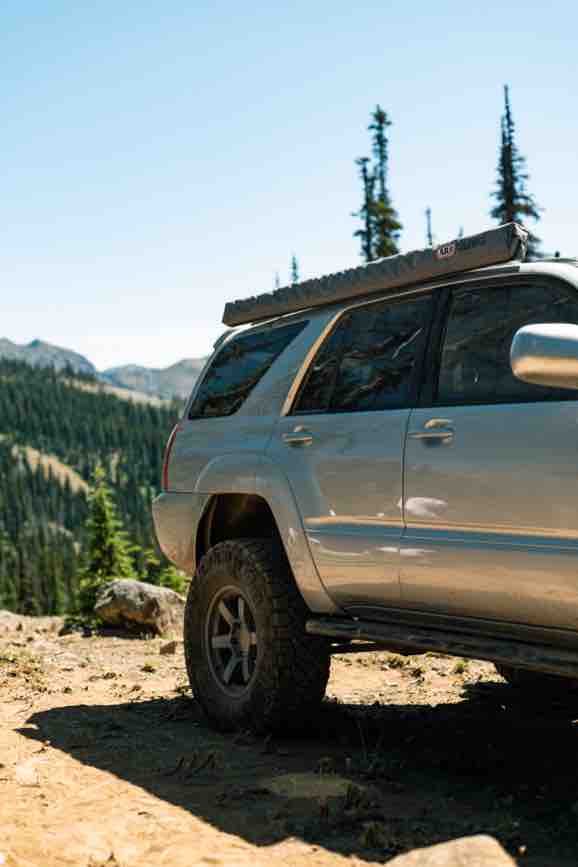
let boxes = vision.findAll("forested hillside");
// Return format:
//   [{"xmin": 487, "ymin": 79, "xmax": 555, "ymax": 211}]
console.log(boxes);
[{"xmin": 0, "ymin": 360, "xmax": 181, "ymax": 614}]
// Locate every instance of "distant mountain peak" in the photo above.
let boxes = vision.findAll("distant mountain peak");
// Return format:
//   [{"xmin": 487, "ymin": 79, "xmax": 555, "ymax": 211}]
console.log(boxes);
[
  {"xmin": 0, "ymin": 338, "xmax": 206, "ymax": 400},
  {"xmin": 101, "ymin": 357, "xmax": 206, "ymax": 399},
  {"xmin": 0, "ymin": 338, "xmax": 95, "ymax": 375}
]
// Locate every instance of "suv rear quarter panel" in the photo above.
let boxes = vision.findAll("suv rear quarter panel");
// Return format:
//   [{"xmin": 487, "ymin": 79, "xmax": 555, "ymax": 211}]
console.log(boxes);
[
  {"xmin": 156, "ymin": 312, "xmax": 342, "ymax": 614},
  {"xmin": 168, "ymin": 315, "xmax": 329, "ymax": 494}
]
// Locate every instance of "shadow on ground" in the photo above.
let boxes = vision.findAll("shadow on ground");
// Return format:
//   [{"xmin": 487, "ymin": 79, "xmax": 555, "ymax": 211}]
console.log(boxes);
[{"xmin": 20, "ymin": 679, "xmax": 578, "ymax": 865}]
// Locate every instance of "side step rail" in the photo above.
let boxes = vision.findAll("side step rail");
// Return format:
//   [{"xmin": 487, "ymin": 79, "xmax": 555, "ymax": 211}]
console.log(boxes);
[{"xmin": 306, "ymin": 617, "xmax": 578, "ymax": 679}]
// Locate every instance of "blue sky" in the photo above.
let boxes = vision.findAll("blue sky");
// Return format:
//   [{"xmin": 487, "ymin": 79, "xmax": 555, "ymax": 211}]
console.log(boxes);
[{"xmin": 2, "ymin": 0, "xmax": 577, "ymax": 370}]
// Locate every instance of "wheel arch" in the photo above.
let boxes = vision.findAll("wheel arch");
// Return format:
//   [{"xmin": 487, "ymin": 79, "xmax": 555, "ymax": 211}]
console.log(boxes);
[{"xmin": 193, "ymin": 455, "xmax": 341, "ymax": 616}]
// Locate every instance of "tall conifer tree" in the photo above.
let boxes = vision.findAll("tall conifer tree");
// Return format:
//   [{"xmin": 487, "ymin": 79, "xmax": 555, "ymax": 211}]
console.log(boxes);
[
  {"xmin": 353, "ymin": 157, "xmax": 376, "ymax": 262},
  {"xmin": 491, "ymin": 85, "xmax": 541, "ymax": 259},
  {"xmin": 77, "ymin": 465, "xmax": 135, "ymax": 613},
  {"xmin": 369, "ymin": 106, "xmax": 402, "ymax": 258},
  {"xmin": 425, "ymin": 208, "xmax": 434, "ymax": 248},
  {"xmin": 290, "ymin": 255, "xmax": 300, "ymax": 285},
  {"xmin": 353, "ymin": 107, "xmax": 402, "ymax": 262}
]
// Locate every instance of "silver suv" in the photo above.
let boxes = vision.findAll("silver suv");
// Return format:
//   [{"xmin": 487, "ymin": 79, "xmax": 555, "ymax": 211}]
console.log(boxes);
[{"xmin": 153, "ymin": 224, "xmax": 578, "ymax": 732}]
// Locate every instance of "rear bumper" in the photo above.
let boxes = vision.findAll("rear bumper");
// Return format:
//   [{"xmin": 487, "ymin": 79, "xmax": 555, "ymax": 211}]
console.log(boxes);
[{"xmin": 152, "ymin": 491, "xmax": 210, "ymax": 574}]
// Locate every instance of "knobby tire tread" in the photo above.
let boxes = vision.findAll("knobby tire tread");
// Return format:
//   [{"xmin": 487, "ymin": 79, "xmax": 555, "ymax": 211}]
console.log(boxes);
[{"xmin": 184, "ymin": 538, "xmax": 330, "ymax": 733}]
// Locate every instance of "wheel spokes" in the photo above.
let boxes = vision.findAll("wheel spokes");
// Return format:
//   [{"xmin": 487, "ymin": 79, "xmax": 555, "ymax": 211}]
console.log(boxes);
[
  {"xmin": 222, "ymin": 653, "xmax": 241, "ymax": 684},
  {"xmin": 211, "ymin": 634, "xmax": 232, "ymax": 650},
  {"xmin": 218, "ymin": 599, "xmax": 234, "ymax": 626},
  {"xmin": 209, "ymin": 590, "xmax": 257, "ymax": 690},
  {"xmin": 241, "ymin": 653, "xmax": 250, "ymax": 683},
  {"xmin": 237, "ymin": 596, "xmax": 246, "ymax": 625}
]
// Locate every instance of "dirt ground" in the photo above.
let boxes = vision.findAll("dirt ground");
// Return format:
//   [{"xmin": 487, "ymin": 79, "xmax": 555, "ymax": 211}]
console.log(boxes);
[{"xmin": 2, "ymin": 616, "xmax": 578, "ymax": 867}]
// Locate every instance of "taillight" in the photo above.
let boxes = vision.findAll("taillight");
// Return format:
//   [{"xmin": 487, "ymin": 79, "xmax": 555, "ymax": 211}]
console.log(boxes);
[{"xmin": 162, "ymin": 424, "xmax": 181, "ymax": 491}]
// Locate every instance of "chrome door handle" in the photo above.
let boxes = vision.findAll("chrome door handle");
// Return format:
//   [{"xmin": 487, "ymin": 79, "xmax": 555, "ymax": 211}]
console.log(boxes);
[
  {"xmin": 282, "ymin": 427, "xmax": 314, "ymax": 447},
  {"xmin": 408, "ymin": 418, "xmax": 454, "ymax": 441}
]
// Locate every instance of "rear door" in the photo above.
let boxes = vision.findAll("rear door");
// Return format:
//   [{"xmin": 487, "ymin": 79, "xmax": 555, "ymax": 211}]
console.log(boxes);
[
  {"xmin": 401, "ymin": 277, "xmax": 578, "ymax": 630},
  {"xmin": 268, "ymin": 290, "xmax": 434, "ymax": 610}
]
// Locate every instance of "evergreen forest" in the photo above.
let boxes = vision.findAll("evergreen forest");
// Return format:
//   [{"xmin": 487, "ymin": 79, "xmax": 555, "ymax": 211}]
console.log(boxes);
[{"xmin": 0, "ymin": 359, "xmax": 180, "ymax": 614}]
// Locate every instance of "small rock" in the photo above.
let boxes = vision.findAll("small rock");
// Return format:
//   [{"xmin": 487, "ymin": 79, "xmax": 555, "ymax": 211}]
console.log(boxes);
[
  {"xmin": 14, "ymin": 760, "xmax": 40, "ymax": 787},
  {"xmin": 160, "ymin": 640, "xmax": 179, "ymax": 655},
  {"xmin": 387, "ymin": 834, "xmax": 516, "ymax": 866}
]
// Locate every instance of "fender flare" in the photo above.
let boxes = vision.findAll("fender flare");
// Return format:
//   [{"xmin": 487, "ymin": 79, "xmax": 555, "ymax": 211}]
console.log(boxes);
[
  {"xmin": 193, "ymin": 453, "xmax": 341, "ymax": 615},
  {"xmin": 255, "ymin": 455, "xmax": 341, "ymax": 615}
]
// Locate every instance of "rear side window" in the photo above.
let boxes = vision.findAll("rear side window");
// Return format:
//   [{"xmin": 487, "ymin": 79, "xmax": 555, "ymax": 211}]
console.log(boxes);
[
  {"xmin": 437, "ymin": 281, "xmax": 578, "ymax": 405},
  {"xmin": 292, "ymin": 293, "xmax": 432, "ymax": 414},
  {"xmin": 188, "ymin": 321, "xmax": 306, "ymax": 419}
]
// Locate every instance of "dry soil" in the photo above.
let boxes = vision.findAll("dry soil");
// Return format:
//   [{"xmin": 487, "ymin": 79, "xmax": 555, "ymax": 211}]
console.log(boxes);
[{"xmin": 2, "ymin": 616, "xmax": 578, "ymax": 866}]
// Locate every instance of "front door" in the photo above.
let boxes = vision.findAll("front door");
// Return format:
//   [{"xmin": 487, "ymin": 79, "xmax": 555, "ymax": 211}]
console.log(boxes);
[
  {"xmin": 268, "ymin": 290, "xmax": 434, "ymax": 610},
  {"xmin": 401, "ymin": 277, "xmax": 578, "ymax": 630}
]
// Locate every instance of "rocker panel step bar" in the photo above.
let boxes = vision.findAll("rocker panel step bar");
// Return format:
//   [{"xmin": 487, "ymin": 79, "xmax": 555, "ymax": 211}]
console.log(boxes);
[{"xmin": 306, "ymin": 617, "xmax": 578, "ymax": 679}]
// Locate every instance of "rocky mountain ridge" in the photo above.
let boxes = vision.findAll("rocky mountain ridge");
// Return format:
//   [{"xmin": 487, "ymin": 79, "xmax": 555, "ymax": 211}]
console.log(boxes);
[
  {"xmin": 0, "ymin": 338, "xmax": 205, "ymax": 399},
  {"xmin": 0, "ymin": 338, "xmax": 96, "ymax": 376}
]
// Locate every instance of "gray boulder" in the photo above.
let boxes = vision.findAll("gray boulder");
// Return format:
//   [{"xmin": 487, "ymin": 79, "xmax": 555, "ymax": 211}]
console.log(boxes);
[
  {"xmin": 387, "ymin": 835, "xmax": 515, "ymax": 867},
  {"xmin": 94, "ymin": 579, "xmax": 185, "ymax": 635}
]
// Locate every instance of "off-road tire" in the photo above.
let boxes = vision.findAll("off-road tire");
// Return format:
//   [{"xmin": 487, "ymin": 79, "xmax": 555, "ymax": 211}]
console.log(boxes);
[{"xmin": 184, "ymin": 538, "xmax": 331, "ymax": 732}]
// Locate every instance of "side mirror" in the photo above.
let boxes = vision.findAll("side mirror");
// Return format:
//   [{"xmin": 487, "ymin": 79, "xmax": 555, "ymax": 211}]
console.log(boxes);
[{"xmin": 510, "ymin": 323, "xmax": 578, "ymax": 390}]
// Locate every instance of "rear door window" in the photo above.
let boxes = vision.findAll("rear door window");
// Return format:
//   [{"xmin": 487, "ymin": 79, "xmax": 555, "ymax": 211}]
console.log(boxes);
[
  {"xmin": 292, "ymin": 293, "xmax": 433, "ymax": 414},
  {"xmin": 189, "ymin": 321, "xmax": 305, "ymax": 419},
  {"xmin": 437, "ymin": 281, "xmax": 578, "ymax": 405}
]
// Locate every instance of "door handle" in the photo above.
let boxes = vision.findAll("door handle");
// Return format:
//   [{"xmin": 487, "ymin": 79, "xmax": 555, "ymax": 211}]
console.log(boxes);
[
  {"xmin": 408, "ymin": 418, "xmax": 454, "ymax": 441},
  {"xmin": 282, "ymin": 427, "xmax": 314, "ymax": 447}
]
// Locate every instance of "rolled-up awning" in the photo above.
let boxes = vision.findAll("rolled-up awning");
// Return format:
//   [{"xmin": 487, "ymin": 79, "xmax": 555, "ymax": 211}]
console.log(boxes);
[{"xmin": 222, "ymin": 222, "xmax": 528, "ymax": 327}]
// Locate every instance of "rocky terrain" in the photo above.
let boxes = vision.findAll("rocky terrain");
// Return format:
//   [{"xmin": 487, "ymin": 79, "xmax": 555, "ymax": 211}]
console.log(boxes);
[{"xmin": 3, "ymin": 613, "xmax": 578, "ymax": 866}]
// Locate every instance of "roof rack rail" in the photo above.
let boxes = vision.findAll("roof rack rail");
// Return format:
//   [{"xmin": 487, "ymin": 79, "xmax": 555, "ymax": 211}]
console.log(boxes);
[{"xmin": 222, "ymin": 222, "xmax": 528, "ymax": 327}]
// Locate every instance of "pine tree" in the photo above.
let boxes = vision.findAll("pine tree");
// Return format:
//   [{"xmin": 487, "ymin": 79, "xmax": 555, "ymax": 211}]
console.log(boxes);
[
  {"xmin": 290, "ymin": 255, "xmax": 300, "ymax": 285},
  {"xmin": 353, "ymin": 107, "xmax": 402, "ymax": 262},
  {"xmin": 77, "ymin": 465, "xmax": 135, "ymax": 613},
  {"xmin": 491, "ymin": 85, "xmax": 542, "ymax": 259},
  {"xmin": 425, "ymin": 208, "xmax": 434, "ymax": 248},
  {"xmin": 369, "ymin": 106, "xmax": 402, "ymax": 258},
  {"xmin": 0, "ymin": 359, "xmax": 180, "ymax": 615},
  {"xmin": 353, "ymin": 157, "xmax": 376, "ymax": 262},
  {"xmin": 141, "ymin": 546, "xmax": 187, "ymax": 594},
  {"xmin": 0, "ymin": 524, "xmax": 18, "ymax": 610}
]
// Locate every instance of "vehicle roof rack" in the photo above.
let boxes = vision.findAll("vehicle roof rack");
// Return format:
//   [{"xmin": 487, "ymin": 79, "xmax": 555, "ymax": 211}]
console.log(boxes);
[{"xmin": 222, "ymin": 222, "xmax": 528, "ymax": 327}]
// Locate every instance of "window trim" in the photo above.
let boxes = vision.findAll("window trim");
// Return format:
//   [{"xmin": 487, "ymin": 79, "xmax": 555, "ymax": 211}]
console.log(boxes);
[
  {"xmin": 281, "ymin": 268, "xmax": 529, "ymax": 417},
  {"xmin": 284, "ymin": 287, "xmax": 436, "ymax": 417},
  {"xmin": 418, "ymin": 274, "xmax": 578, "ymax": 410},
  {"xmin": 188, "ymin": 319, "xmax": 307, "ymax": 420}
]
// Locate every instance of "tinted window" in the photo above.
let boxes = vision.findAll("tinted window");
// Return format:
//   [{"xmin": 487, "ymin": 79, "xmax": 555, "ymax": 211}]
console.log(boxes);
[
  {"xmin": 438, "ymin": 281, "xmax": 578, "ymax": 405},
  {"xmin": 293, "ymin": 294, "xmax": 432, "ymax": 414},
  {"xmin": 189, "ymin": 321, "xmax": 305, "ymax": 419}
]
